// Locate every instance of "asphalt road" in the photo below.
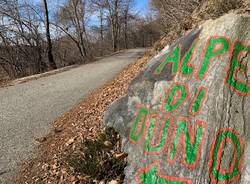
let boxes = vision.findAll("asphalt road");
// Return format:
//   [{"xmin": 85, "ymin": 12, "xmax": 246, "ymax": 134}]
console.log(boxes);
[{"xmin": 0, "ymin": 48, "xmax": 145, "ymax": 183}]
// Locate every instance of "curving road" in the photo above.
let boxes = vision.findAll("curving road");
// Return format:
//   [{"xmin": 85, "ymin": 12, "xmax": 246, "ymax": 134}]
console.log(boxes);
[{"xmin": 0, "ymin": 48, "xmax": 145, "ymax": 183}]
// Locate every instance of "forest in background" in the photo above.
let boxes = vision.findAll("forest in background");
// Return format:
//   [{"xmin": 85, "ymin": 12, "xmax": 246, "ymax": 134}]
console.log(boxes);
[
  {"xmin": 0, "ymin": 0, "xmax": 242, "ymax": 79},
  {"xmin": 0, "ymin": 0, "xmax": 162, "ymax": 79}
]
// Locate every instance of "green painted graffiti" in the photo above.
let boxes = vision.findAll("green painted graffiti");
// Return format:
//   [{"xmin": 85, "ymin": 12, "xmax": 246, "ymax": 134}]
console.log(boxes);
[
  {"xmin": 197, "ymin": 37, "xmax": 229, "ymax": 79},
  {"xmin": 189, "ymin": 87, "xmax": 207, "ymax": 115},
  {"xmin": 210, "ymin": 129, "xmax": 244, "ymax": 183},
  {"xmin": 164, "ymin": 83, "xmax": 188, "ymax": 112},
  {"xmin": 130, "ymin": 107, "xmax": 148, "ymax": 143},
  {"xmin": 154, "ymin": 46, "xmax": 180, "ymax": 75},
  {"xmin": 144, "ymin": 115, "xmax": 171, "ymax": 153},
  {"xmin": 137, "ymin": 163, "xmax": 192, "ymax": 184},
  {"xmin": 168, "ymin": 118, "xmax": 205, "ymax": 168},
  {"xmin": 180, "ymin": 38, "xmax": 199, "ymax": 76},
  {"xmin": 225, "ymin": 41, "xmax": 250, "ymax": 96}
]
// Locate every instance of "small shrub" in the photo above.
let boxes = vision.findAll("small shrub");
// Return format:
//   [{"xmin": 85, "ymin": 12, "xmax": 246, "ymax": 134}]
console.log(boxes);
[{"xmin": 66, "ymin": 127, "xmax": 127, "ymax": 182}]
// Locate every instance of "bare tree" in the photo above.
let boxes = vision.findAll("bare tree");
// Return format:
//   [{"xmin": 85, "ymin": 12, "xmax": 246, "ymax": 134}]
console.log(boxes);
[
  {"xmin": 43, "ymin": 0, "xmax": 57, "ymax": 69},
  {"xmin": 55, "ymin": 0, "xmax": 91, "ymax": 62},
  {"xmin": 150, "ymin": 0, "xmax": 201, "ymax": 33},
  {"xmin": 0, "ymin": 0, "xmax": 161, "ymax": 80},
  {"xmin": 0, "ymin": 0, "xmax": 47, "ymax": 77},
  {"xmin": 91, "ymin": 0, "xmax": 134, "ymax": 51},
  {"xmin": 105, "ymin": 0, "xmax": 120, "ymax": 52},
  {"xmin": 122, "ymin": 0, "xmax": 133, "ymax": 49}
]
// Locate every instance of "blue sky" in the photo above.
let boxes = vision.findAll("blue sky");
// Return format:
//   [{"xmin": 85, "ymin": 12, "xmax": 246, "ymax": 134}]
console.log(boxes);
[
  {"xmin": 135, "ymin": 0, "xmax": 148, "ymax": 13},
  {"xmin": 50, "ymin": 0, "xmax": 148, "ymax": 13},
  {"xmin": 43, "ymin": 0, "xmax": 149, "ymax": 11},
  {"xmin": 33, "ymin": 0, "xmax": 149, "ymax": 25},
  {"xmin": 88, "ymin": 0, "xmax": 149, "ymax": 26},
  {"xmin": 35, "ymin": 0, "xmax": 149, "ymax": 15}
]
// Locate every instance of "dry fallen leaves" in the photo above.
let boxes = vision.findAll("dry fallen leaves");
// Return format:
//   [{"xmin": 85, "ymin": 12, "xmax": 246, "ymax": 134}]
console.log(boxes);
[
  {"xmin": 16, "ymin": 50, "xmax": 153, "ymax": 184},
  {"xmin": 115, "ymin": 153, "xmax": 128, "ymax": 160},
  {"xmin": 108, "ymin": 180, "xmax": 119, "ymax": 184},
  {"xmin": 65, "ymin": 138, "xmax": 76, "ymax": 146},
  {"xmin": 103, "ymin": 141, "xmax": 113, "ymax": 148}
]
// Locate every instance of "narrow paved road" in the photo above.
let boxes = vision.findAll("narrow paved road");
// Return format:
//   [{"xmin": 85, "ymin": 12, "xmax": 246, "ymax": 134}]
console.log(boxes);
[{"xmin": 0, "ymin": 49, "xmax": 145, "ymax": 183}]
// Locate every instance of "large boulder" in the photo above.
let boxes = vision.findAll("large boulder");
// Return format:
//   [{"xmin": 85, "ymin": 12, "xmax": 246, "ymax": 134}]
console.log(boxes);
[{"xmin": 104, "ymin": 14, "xmax": 250, "ymax": 184}]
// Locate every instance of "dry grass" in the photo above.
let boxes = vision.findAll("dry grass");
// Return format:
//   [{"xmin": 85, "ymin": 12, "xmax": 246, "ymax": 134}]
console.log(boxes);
[{"xmin": 152, "ymin": 0, "xmax": 249, "ymax": 53}]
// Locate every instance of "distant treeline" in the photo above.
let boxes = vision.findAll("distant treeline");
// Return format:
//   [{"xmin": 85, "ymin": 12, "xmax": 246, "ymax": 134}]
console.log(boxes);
[{"xmin": 0, "ymin": 0, "xmax": 161, "ymax": 79}]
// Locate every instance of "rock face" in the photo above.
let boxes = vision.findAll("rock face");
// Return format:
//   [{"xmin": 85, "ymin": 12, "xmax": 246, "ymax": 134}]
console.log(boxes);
[{"xmin": 104, "ymin": 14, "xmax": 250, "ymax": 184}]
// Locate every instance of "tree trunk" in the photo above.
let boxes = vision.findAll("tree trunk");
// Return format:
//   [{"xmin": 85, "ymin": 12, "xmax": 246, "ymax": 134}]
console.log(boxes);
[
  {"xmin": 107, "ymin": 0, "xmax": 119, "ymax": 52},
  {"xmin": 124, "ymin": 12, "xmax": 128, "ymax": 49},
  {"xmin": 113, "ymin": 31, "xmax": 118, "ymax": 52},
  {"xmin": 124, "ymin": 1, "xmax": 130, "ymax": 49},
  {"xmin": 43, "ymin": 0, "xmax": 57, "ymax": 70},
  {"xmin": 100, "ymin": 9, "xmax": 104, "ymax": 55},
  {"xmin": 72, "ymin": 0, "xmax": 88, "ymax": 62}
]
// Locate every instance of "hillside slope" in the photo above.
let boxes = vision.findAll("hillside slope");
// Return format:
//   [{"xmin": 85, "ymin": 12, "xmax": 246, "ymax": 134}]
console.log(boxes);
[{"xmin": 16, "ymin": 1, "xmax": 249, "ymax": 183}]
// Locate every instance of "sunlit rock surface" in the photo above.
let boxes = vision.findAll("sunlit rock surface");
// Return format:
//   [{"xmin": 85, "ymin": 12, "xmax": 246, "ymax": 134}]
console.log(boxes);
[{"xmin": 104, "ymin": 14, "xmax": 250, "ymax": 184}]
